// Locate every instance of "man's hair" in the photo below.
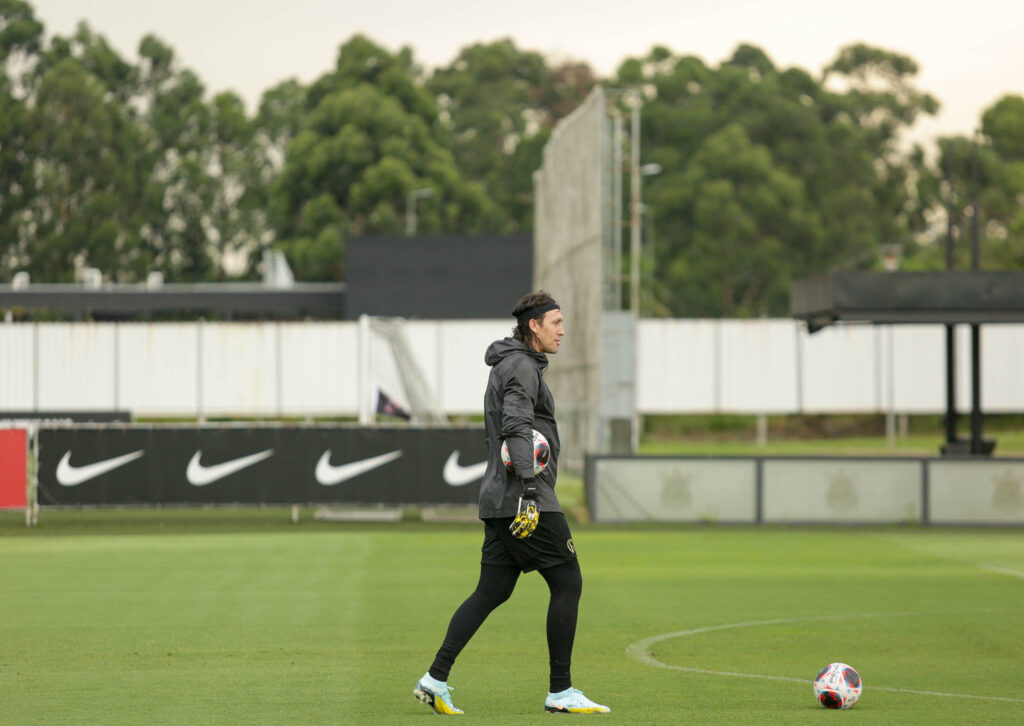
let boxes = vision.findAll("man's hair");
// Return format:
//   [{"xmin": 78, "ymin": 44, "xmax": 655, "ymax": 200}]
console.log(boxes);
[{"xmin": 511, "ymin": 290, "xmax": 559, "ymax": 348}]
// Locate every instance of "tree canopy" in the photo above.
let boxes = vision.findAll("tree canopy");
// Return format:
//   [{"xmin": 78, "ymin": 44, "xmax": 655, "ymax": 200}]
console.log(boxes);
[
  {"xmin": 2, "ymin": 1, "xmax": 1021, "ymax": 318},
  {"xmin": 621, "ymin": 42, "xmax": 942, "ymax": 315}
]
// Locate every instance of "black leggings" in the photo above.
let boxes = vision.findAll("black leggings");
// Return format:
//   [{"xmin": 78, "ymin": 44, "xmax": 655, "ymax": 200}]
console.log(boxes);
[{"xmin": 429, "ymin": 559, "xmax": 583, "ymax": 692}]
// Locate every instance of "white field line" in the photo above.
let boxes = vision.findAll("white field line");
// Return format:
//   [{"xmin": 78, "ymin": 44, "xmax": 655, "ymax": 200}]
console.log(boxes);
[
  {"xmin": 977, "ymin": 562, "xmax": 1024, "ymax": 580},
  {"xmin": 626, "ymin": 611, "xmax": 1024, "ymax": 705}
]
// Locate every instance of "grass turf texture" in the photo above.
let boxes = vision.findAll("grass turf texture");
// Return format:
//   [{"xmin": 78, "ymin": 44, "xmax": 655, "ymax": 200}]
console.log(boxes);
[
  {"xmin": 639, "ymin": 430, "xmax": 1024, "ymax": 457},
  {"xmin": 2, "ymin": 515, "xmax": 1023, "ymax": 724}
]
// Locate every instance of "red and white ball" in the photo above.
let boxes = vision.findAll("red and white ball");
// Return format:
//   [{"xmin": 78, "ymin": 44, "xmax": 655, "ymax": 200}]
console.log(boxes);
[
  {"xmin": 500, "ymin": 429, "xmax": 550, "ymax": 476},
  {"xmin": 814, "ymin": 662, "xmax": 862, "ymax": 709}
]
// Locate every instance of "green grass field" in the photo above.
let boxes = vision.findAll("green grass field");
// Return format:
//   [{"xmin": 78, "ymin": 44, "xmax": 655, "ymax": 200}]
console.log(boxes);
[
  {"xmin": 639, "ymin": 429, "xmax": 1024, "ymax": 457},
  {"xmin": 2, "ymin": 511, "xmax": 1023, "ymax": 725}
]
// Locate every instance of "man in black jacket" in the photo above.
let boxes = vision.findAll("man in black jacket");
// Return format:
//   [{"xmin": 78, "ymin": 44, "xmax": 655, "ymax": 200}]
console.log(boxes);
[{"xmin": 414, "ymin": 291, "xmax": 610, "ymax": 715}]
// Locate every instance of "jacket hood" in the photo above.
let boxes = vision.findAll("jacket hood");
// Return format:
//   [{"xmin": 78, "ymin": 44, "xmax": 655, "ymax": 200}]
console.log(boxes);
[{"xmin": 485, "ymin": 337, "xmax": 548, "ymax": 370}]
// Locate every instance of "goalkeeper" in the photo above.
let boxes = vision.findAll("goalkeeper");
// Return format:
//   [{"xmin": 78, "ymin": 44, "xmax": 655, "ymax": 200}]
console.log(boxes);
[{"xmin": 414, "ymin": 291, "xmax": 609, "ymax": 715}]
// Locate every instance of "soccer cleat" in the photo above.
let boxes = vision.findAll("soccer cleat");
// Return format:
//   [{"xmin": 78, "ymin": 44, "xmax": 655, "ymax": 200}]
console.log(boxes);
[
  {"xmin": 544, "ymin": 687, "xmax": 610, "ymax": 714},
  {"xmin": 413, "ymin": 673, "xmax": 463, "ymax": 715}
]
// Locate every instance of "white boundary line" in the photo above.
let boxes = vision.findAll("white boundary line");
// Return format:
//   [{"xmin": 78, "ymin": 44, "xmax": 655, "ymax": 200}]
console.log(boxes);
[
  {"xmin": 626, "ymin": 610, "xmax": 1024, "ymax": 705},
  {"xmin": 978, "ymin": 562, "xmax": 1024, "ymax": 580}
]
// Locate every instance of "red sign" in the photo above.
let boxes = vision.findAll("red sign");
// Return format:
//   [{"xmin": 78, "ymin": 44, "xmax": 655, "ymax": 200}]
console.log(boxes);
[{"xmin": 0, "ymin": 429, "xmax": 28, "ymax": 509}]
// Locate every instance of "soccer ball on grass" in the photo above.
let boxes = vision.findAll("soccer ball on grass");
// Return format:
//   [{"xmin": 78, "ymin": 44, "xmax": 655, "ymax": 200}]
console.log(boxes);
[
  {"xmin": 813, "ymin": 662, "xmax": 862, "ymax": 709},
  {"xmin": 500, "ymin": 429, "xmax": 550, "ymax": 476}
]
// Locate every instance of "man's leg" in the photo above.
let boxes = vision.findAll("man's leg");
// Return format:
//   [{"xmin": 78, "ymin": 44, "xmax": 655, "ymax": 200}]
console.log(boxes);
[
  {"xmin": 538, "ymin": 558, "xmax": 582, "ymax": 693},
  {"xmin": 538, "ymin": 557, "xmax": 609, "ymax": 714},
  {"xmin": 429, "ymin": 563, "xmax": 520, "ymax": 681}
]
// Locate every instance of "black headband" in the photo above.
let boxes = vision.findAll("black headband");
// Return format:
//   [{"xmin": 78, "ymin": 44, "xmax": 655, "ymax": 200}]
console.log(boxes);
[{"xmin": 515, "ymin": 301, "xmax": 559, "ymax": 326}]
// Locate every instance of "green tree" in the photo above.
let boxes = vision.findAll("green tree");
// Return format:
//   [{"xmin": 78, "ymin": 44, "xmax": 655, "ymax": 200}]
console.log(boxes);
[
  {"xmin": 983, "ymin": 95, "xmax": 1024, "ymax": 162},
  {"xmin": 655, "ymin": 124, "xmax": 823, "ymax": 316},
  {"xmin": 818, "ymin": 43, "xmax": 939, "ymax": 260},
  {"xmin": 622, "ymin": 42, "xmax": 939, "ymax": 316},
  {"xmin": 133, "ymin": 34, "xmax": 273, "ymax": 281},
  {"xmin": 270, "ymin": 35, "xmax": 501, "ymax": 280},
  {"xmin": 0, "ymin": 0, "xmax": 44, "ymax": 279},
  {"xmin": 24, "ymin": 48, "xmax": 152, "ymax": 281},
  {"xmin": 910, "ymin": 95, "xmax": 1024, "ymax": 271},
  {"xmin": 983, "ymin": 95, "xmax": 1024, "ymax": 268},
  {"xmin": 427, "ymin": 39, "xmax": 597, "ymax": 231},
  {"xmin": 1, "ymin": 15, "xmax": 274, "ymax": 284}
]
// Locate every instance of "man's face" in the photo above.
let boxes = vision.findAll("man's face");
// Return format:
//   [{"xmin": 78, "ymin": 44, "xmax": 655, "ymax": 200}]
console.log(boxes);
[{"xmin": 530, "ymin": 309, "xmax": 565, "ymax": 354}]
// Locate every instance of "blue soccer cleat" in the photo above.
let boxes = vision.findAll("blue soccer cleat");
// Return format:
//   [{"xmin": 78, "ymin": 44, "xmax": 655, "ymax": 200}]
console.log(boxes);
[
  {"xmin": 544, "ymin": 687, "xmax": 610, "ymax": 714},
  {"xmin": 414, "ymin": 672, "xmax": 463, "ymax": 715}
]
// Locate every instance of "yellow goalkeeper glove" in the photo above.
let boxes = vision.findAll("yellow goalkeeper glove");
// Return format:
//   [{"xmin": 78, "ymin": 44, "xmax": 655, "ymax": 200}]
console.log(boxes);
[{"xmin": 509, "ymin": 479, "xmax": 539, "ymax": 539}]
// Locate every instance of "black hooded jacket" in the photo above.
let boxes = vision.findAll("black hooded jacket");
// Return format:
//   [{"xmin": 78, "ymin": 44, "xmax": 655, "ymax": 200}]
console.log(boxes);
[{"xmin": 478, "ymin": 337, "xmax": 561, "ymax": 518}]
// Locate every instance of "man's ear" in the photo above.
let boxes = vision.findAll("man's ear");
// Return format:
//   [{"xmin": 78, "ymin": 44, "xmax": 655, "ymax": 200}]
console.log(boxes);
[{"xmin": 528, "ymin": 317, "xmax": 540, "ymax": 334}]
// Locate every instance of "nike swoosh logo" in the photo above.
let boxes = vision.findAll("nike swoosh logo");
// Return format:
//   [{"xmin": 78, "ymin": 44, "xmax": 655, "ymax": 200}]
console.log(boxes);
[
  {"xmin": 315, "ymin": 449, "xmax": 402, "ymax": 486},
  {"xmin": 442, "ymin": 451, "xmax": 486, "ymax": 486},
  {"xmin": 186, "ymin": 449, "xmax": 274, "ymax": 486},
  {"xmin": 56, "ymin": 449, "xmax": 145, "ymax": 486}
]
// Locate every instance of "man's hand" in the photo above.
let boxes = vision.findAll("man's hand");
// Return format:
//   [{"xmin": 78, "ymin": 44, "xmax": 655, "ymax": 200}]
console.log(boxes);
[{"xmin": 509, "ymin": 479, "xmax": 539, "ymax": 539}]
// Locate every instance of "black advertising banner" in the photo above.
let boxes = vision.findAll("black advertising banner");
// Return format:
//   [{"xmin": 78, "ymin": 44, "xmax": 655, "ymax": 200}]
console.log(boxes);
[{"xmin": 37, "ymin": 426, "xmax": 488, "ymax": 507}]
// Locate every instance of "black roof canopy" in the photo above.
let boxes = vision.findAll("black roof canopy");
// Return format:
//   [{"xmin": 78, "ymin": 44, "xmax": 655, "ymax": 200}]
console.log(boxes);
[
  {"xmin": 790, "ymin": 270, "xmax": 1024, "ymax": 457},
  {"xmin": 791, "ymin": 271, "xmax": 1024, "ymax": 332},
  {"xmin": 0, "ymin": 282, "xmax": 347, "ymax": 320}
]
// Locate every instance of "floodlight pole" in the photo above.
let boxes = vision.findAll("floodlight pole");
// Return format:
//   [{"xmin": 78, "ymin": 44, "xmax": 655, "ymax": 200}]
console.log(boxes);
[
  {"xmin": 628, "ymin": 91, "xmax": 662, "ymax": 316},
  {"xmin": 629, "ymin": 90, "xmax": 641, "ymax": 315},
  {"xmin": 969, "ymin": 131, "xmax": 984, "ymax": 453},
  {"xmin": 943, "ymin": 152, "xmax": 958, "ymax": 447},
  {"xmin": 405, "ymin": 187, "xmax": 433, "ymax": 237}
]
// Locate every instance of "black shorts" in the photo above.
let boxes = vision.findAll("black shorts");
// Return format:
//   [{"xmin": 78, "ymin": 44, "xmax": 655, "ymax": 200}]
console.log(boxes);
[{"xmin": 481, "ymin": 512, "xmax": 578, "ymax": 573}]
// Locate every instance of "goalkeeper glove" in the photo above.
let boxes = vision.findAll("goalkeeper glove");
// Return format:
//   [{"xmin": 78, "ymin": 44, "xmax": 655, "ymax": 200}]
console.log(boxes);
[{"xmin": 509, "ymin": 478, "xmax": 539, "ymax": 539}]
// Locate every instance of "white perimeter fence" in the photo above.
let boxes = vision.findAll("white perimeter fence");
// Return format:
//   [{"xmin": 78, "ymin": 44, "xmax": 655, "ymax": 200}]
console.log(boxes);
[{"xmin": 1, "ymin": 318, "xmax": 1023, "ymax": 418}]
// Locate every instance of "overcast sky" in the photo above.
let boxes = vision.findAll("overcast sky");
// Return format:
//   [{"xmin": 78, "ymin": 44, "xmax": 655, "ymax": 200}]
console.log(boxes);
[{"xmin": 28, "ymin": 0, "xmax": 1024, "ymax": 146}]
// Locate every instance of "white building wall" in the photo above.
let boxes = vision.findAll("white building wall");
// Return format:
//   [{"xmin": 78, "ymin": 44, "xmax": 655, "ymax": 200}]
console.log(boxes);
[
  {"xmin": 2, "ymin": 319, "xmax": 1023, "ymax": 417},
  {"xmin": 797, "ymin": 324, "xmax": 879, "ymax": 413},
  {"xmin": 279, "ymin": 322, "xmax": 359, "ymax": 416},
  {"xmin": 200, "ymin": 323, "xmax": 278, "ymax": 416},
  {"xmin": 636, "ymin": 319, "xmax": 717, "ymax": 413},
  {"xmin": 0, "ymin": 325, "xmax": 35, "ymax": 410},
  {"xmin": 890, "ymin": 325, "xmax": 945, "ymax": 414},
  {"xmin": 118, "ymin": 323, "xmax": 199, "ymax": 416},
  {"xmin": 981, "ymin": 325, "xmax": 1024, "ymax": 413},
  {"xmin": 436, "ymin": 320, "xmax": 508, "ymax": 414},
  {"xmin": 719, "ymin": 319, "xmax": 799, "ymax": 414},
  {"xmin": 36, "ymin": 324, "xmax": 116, "ymax": 411}
]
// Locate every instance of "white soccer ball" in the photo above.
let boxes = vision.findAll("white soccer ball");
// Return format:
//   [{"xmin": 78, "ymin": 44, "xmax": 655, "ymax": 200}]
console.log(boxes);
[
  {"xmin": 500, "ymin": 429, "xmax": 550, "ymax": 476},
  {"xmin": 814, "ymin": 662, "xmax": 862, "ymax": 709}
]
